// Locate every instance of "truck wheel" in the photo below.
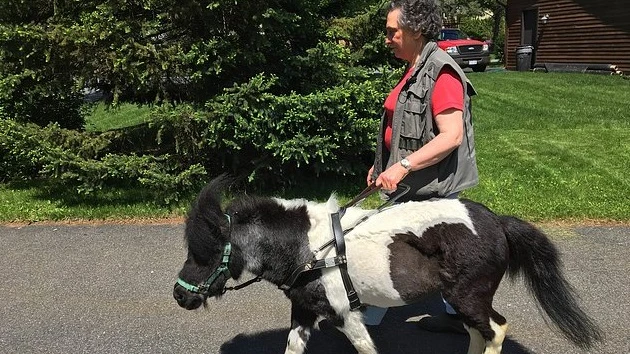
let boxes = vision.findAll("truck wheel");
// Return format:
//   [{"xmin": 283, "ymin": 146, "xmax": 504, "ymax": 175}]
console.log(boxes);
[{"xmin": 472, "ymin": 64, "xmax": 487, "ymax": 72}]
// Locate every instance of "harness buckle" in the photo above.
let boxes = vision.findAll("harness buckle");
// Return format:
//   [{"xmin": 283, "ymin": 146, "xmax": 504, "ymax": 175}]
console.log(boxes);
[{"xmin": 347, "ymin": 291, "xmax": 362, "ymax": 311}]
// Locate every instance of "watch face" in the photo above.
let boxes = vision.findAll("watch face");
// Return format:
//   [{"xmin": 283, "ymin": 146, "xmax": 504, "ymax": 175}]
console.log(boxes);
[{"xmin": 401, "ymin": 158, "xmax": 411, "ymax": 169}]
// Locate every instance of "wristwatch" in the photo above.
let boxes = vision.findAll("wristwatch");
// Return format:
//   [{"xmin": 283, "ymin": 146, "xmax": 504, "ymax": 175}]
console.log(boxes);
[{"xmin": 400, "ymin": 158, "xmax": 412, "ymax": 171}]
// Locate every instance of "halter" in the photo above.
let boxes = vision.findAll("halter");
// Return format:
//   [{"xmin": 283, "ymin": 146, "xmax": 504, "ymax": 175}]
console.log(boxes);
[
  {"xmin": 177, "ymin": 213, "xmax": 262, "ymax": 296},
  {"xmin": 177, "ymin": 242, "xmax": 232, "ymax": 296}
]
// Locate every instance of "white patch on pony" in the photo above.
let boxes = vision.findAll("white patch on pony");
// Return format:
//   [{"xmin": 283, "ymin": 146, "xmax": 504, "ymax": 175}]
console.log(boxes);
[
  {"xmin": 463, "ymin": 319, "xmax": 508, "ymax": 354},
  {"xmin": 325, "ymin": 194, "xmax": 340, "ymax": 213},
  {"xmin": 284, "ymin": 326, "xmax": 311, "ymax": 354},
  {"xmin": 305, "ymin": 198, "xmax": 476, "ymax": 313},
  {"xmin": 335, "ymin": 310, "xmax": 377, "ymax": 354},
  {"xmin": 464, "ymin": 323, "xmax": 486, "ymax": 354},
  {"xmin": 273, "ymin": 197, "xmax": 310, "ymax": 210},
  {"xmin": 484, "ymin": 320, "xmax": 508, "ymax": 354}
]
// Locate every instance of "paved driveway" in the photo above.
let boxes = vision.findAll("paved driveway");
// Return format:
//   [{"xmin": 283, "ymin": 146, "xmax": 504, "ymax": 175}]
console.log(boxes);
[{"xmin": 0, "ymin": 223, "xmax": 627, "ymax": 354}]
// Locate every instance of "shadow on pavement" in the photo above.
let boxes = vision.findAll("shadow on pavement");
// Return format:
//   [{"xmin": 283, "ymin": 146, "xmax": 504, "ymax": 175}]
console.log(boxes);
[
  {"xmin": 221, "ymin": 294, "xmax": 533, "ymax": 353},
  {"xmin": 220, "ymin": 326, "xmax": 532, "ymax": 353}
]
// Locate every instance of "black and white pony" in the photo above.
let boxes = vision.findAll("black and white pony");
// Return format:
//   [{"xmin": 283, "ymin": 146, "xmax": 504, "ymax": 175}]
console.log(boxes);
[{"xmin": 173, "ymin": 177, "xmax": 602, "ymax": 354}]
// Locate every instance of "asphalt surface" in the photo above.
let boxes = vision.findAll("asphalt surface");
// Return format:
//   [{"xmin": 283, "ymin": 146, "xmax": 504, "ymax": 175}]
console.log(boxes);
[{"xmin": 0, "ymin": 223, "xmax": 627, "ymax": 354}]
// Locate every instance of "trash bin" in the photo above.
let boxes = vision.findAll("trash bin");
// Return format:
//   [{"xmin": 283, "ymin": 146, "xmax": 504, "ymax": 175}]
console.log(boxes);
[{"xmin": 516, "ymin": 45, "xmax": 534, "ymax": 71}]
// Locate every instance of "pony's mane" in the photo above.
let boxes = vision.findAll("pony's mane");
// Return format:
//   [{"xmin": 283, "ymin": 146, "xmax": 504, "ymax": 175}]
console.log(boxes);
[
  {"xmin": 272, "ymin": 193, "xmax": 340, "ymax": 213},
  {"xmin": 184, "ymin": 175, "xmax": 232, "ymax": 262}
]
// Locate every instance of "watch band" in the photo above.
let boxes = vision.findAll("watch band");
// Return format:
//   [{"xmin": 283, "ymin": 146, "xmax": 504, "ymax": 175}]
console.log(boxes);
[{"xmin": 400, "ymin": 158, "xmax": 412, "ymax": 171}]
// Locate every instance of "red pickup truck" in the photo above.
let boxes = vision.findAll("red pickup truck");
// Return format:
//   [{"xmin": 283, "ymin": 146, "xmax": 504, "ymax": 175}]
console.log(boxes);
[{"xmin": 438, "ymin": 28, "xmax": 490, "ymax": 72}]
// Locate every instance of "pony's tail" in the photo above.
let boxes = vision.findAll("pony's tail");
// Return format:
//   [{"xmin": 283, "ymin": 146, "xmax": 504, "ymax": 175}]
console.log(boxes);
[{"xmin": 500, "ymin": 215, "xmax": 603, "ymax": 349}]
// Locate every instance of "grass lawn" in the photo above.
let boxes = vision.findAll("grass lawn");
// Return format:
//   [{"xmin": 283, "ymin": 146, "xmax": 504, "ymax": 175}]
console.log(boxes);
[
  {"xmin": 0, "ymin": 181, "xmax": 189, "ymax": 223},
  {"xmin": 1, "ymin": 71, "xmax": 629, "ymax": 223},
  {"xmin": 463, "ymin": 72, "xmax": 629, "ymax": 221},
  {"xmin": 84, "ymin": 102, "xmax": 152, "ymax": 132}
]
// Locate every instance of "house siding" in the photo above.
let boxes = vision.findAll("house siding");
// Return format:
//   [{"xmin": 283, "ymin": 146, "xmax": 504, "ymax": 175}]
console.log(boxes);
[{"xmin": 506, "ymin": 0, "xmax": 630, "ymax": 74}]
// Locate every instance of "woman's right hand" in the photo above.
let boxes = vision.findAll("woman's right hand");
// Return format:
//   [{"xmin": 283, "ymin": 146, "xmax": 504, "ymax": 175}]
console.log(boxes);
[{"xmin": 367, "ymin": 165, "xmax": 375, "ymax": 186}]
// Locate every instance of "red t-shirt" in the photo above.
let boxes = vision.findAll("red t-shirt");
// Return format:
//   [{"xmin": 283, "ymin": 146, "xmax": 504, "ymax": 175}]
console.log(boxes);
[{"xmin": 384, "ymin": 66, "xmax": 463, "ymax": 150}]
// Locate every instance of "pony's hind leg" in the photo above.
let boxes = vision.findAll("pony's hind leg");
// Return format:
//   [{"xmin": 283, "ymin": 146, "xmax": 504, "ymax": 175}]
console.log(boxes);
[
  {"xmin": 332, "ymin": 310, "xmax": 377, "ymax": 354},
  {"xmin": 463, "ymin": 313, "xmax": 508, "ymax": 354},
  {"xmin": 463, "ymin": 323, "xmax": 485, "ymax": 354},
  {"xmin": 446, "ymin": 292, "xmax": 508, "ymax": 354},
  {"xmin": 484, "ymin": 314, "xmax": 508, "ymax": 354},
  {"xmin": 285, "ymin": 303, "xmax": 316, "ymax": 354}
]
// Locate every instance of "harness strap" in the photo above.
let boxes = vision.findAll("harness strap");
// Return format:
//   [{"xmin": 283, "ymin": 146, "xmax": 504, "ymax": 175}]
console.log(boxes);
[
  {"xmin": 279, "ymin": 255, "xmax": 348, "ymax": 291},
  {"xmin": 347, "ymin": 182, "xmax": 379, "ymax": 205},
  {"xmin": 223, "ymin": 276, "xmax": 262, "ymax": 293},
  {"xmin": 331, "ymin": 212, "xmax": 362, "ymax": 311},
  {"xmin": 278, "ymin": 184, "xmax": 410, "ymax": 308}
]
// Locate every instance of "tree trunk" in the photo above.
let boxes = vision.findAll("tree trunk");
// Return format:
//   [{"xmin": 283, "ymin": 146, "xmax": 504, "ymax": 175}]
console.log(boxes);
[{"xmin": 491, "ymin": 4, "xmax": 504, "ymax": 46}]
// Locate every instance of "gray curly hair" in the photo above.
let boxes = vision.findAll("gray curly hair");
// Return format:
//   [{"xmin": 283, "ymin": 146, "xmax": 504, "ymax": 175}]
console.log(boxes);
[{"xmin": 389, "ymin": 0, "xmax": 443, "ymax": 40}]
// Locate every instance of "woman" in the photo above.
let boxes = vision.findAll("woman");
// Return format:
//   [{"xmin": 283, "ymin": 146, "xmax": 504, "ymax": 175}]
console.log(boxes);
[{"xmin": 364, "ymin": 0, "xmax": 479, "ymax": 331}]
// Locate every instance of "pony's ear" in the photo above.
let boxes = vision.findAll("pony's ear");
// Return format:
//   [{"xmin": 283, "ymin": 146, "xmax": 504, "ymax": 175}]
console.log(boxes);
[{"xmin": 194, "ymin": 173, "xmax": 234, "ymax": 214}]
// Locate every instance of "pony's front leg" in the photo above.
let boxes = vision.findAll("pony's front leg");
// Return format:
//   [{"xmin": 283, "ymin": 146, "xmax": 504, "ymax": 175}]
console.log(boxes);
[
  {"xmin": 284, "ymin": 303, "xmax": 316, "ymax": 354},
  {"xmin": 334, "ymin": 310, "xmax": 378, "ymax": 354}
]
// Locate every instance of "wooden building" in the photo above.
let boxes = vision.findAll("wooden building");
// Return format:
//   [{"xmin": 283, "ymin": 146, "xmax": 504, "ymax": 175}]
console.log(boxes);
[{"xmin": 505, "ymin": 0, "xmax": 630, "ymax": 75}]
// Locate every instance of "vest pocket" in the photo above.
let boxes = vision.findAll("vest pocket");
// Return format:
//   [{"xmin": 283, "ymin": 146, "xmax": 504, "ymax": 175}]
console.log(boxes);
[{"xmin": 400, "ymin": 96, "xmax": 427, "ymax": 152}]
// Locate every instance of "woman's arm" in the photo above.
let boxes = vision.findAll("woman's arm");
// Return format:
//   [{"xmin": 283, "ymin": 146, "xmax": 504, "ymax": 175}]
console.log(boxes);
[{"xmin": 375, "ymin": 108, "xmax": 463, "ymax": 191}]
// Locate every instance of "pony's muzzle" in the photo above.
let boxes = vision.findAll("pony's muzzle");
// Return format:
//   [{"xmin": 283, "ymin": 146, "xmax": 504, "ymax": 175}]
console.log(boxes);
[{"xmin": 173, "ymin": 283, "xmax": 205, "ymax": 310}]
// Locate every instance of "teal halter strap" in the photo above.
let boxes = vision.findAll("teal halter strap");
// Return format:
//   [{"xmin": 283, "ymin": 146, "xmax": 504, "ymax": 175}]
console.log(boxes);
[{"xmin": 177, "ymin": 242, "xmax": 232, "ymax": 295}]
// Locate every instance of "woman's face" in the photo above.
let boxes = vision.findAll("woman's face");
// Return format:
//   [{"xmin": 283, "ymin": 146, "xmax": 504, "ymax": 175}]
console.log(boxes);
[{"xmin": 385, "ymin": 8, "xmax": 419, "ymax": 62}]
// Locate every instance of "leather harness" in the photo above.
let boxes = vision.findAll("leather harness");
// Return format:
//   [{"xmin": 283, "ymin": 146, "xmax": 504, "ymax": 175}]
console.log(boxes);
[{"xmin": 278, "ymin": 183, "xmax": 409, "ymax": 311}]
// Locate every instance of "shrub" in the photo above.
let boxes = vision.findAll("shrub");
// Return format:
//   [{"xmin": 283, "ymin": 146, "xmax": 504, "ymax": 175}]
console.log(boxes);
[
  {"xmin": 2, "ymin": 53, "xmax": 400, "ymax": 199},
  {"xmin": 41, "ymin": 151, "xmax": 207, "ymax": 204},
  {"xmin": 0, "ymin": 118, "xmax": 206, "ymax": 204},
  {"xmin": 0, "ymin": 70, "xmax": 86, "ymax": 129},
  {"xmin": 150, "ymin": 70, "xmax": 397, "ymax": 188},
  {"xmin": 0, "ymin": 119, "xmax": 46, "ymax": 181}
]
